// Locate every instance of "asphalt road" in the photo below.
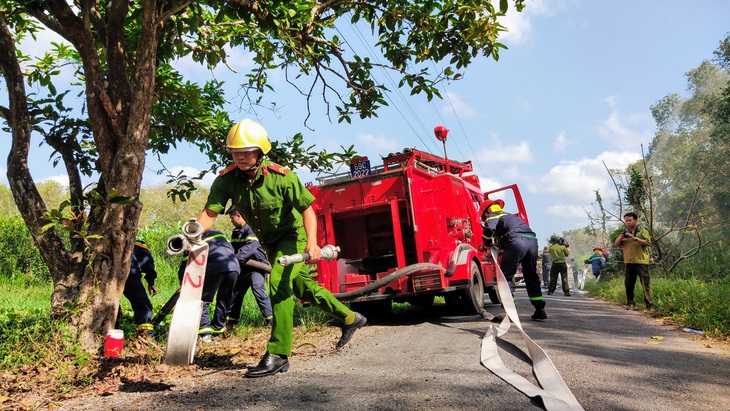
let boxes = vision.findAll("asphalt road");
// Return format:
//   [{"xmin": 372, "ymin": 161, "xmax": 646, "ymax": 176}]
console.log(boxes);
[{"xmin": 60, "ymin": 289, "xmax": 730, "ymax": 410}]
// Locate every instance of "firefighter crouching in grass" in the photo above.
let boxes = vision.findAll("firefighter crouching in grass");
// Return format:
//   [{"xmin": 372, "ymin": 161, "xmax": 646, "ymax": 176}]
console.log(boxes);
[
  {"xmin": 118, "ymin": 240, "xmax": 158, "ymax": 337},
  {"xmin": 194, "ymin": 118, "xmax": 367, "ymax": 378},
  {"xmin": 480, "ymin": 199, "xmax": 547, "ymax": 321}
]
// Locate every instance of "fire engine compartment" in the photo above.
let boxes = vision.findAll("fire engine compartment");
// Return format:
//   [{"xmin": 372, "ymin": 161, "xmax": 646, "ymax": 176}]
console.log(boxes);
[
  {"xmin": 319, "ymin": 172, "xmax": 420, "ymax": 295},
  {"xmin": 312, "ymin": 148, "xmax": 489, "ymax": 299}
]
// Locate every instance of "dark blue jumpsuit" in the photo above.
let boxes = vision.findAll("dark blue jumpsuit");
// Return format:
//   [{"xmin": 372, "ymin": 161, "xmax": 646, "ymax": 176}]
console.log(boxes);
[
  {"xmin": 177, "ymin": 231, "xmax": 239, "ymax": 335},
  {"xmin": 482, "ymin": 211, "xmax": 545, "ymax": 311},
  {"xmin": 228, "ymin": 224, "xmax": 273, "ymax": 325},
  {"xmin": 123, "ymin": 241, "xmax": 157, "ymax": 332}
]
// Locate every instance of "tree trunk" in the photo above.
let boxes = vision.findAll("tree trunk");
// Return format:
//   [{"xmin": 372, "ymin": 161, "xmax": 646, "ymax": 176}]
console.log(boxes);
[{"xmin": 1, "ymin": 6, "xmax": 156, "ymax": 351}]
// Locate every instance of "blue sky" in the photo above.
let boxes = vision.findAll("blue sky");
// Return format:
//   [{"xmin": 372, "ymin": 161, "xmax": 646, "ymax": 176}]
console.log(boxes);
[{"xmin": 1, "ymin": 0, "xmax": 728, "ymax": 245}]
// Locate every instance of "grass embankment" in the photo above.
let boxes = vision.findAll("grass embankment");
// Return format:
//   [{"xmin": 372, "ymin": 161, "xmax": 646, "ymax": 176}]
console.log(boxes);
[
  {"xmin": 584, "ymin": 276, "xmax": 730, "ymax": 338},
  {"xmin": 0, "ymin": 276, "xmax": 337, "ymax": 410}
]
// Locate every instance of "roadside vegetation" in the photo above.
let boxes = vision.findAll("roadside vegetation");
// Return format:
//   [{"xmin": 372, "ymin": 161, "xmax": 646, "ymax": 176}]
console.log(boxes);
[{"xmin": 584, "ymin": 276, "xmax": 730, "ymax": 339}]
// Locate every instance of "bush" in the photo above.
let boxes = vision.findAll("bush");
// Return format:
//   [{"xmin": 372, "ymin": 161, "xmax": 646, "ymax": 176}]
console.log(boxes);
[{"xmin": 0, "ymin": 216, "xmax": 50, "ymax": 284}]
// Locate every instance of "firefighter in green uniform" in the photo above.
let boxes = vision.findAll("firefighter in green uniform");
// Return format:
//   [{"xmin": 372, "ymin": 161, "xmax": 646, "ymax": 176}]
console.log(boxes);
[
  {"xmin": 195, "ymin": 119, "xmax": 366, "ymax": 378},
  {"xmin": 547, "ymin": 235, "xmax": 571, "ymax": 296}
]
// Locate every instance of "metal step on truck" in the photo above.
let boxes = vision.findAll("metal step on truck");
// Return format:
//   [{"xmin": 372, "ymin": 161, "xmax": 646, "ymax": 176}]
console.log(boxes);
[{"xmin": 306, "ymin": 135, "xmax": 530, "ymax": 316}]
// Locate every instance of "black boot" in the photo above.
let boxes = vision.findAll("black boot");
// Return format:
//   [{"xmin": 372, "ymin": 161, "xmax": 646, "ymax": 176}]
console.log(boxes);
[
  {"xmin": 245, "ymin": 352, "xmax": 289, "ymax": 378},
  {"xmin": 531, "ymin": 309, "xmax": 548, "ymax": 321},
  {"xmin": 337, "ymin": 312, "xmax": 367, "ymax": 349},
  {"xmin": 530, "ymin": 300, "xmax": 547, "ymax": 321}
]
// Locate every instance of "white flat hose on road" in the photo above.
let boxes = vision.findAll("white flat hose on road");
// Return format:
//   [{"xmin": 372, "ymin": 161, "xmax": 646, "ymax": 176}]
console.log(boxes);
[{"xmin": 480, "ymin": 248, "xmax": 584, "ymax": 410}]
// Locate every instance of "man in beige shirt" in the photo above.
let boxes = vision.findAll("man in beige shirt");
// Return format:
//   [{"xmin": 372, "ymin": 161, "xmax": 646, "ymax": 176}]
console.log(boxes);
[{"xmin": 614, "ymin": 212, "xmax": 653, "ymax": 310}]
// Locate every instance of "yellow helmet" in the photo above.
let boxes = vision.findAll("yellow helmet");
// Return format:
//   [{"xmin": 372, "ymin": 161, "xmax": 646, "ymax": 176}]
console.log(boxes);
[{"xmin": 226, "ymin": 119, "xmax": 272, "ymax": 154}]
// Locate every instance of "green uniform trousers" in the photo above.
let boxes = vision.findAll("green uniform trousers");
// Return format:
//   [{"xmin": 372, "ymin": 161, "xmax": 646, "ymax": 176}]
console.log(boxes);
[
  {"xmin": 548, "ymin": 262, "xmax": 570, "ymax": 294},
  {"xmin": 266, "ymin": 234, "xmax": 351, "ymax": 356}
]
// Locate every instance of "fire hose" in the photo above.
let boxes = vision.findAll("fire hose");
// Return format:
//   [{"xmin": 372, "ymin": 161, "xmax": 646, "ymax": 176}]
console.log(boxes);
[
  {"xmin": 278, "ymin": 245, "xmax": 444, "ymax": 301},
  {"xmin": 332, "ymin": 263, "xmax": 443, "ymax": 301},
  {"xmin": 164, "ymin": 219, "xmax": 208, "ymax": 366},
  {"xmin": 156, "ymin": 246, "xmax": 343, "ymax": 328},
  {"xmin": 151, "ymin": 259, "xmax": 273, "ymax": 328},
  {"xmin": 479, "ymin": 247, "xmax": 584, "ymax": 410}
]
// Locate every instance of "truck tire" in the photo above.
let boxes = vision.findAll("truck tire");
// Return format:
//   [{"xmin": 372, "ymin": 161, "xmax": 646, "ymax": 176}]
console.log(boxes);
[
  {"xmin": 487, "ymin": 286, "xmax": 501, "ymax": 304},
  {"xmin": 445, "ymin": 261, "xmax": 485, "ymax": 314},
  {"xmin": 466, "ymin": 261, "xmax": 486, "ymax": 313}
]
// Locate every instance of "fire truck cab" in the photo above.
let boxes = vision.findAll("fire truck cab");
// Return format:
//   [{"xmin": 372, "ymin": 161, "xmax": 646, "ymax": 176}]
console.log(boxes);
[{"xmin": 308, "ymin": 147, "xmax": 529, "ymax": 314}]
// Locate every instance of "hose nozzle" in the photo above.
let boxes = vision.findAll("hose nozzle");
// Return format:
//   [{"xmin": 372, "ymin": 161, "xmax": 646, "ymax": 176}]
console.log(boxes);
[
  {"xmin": 278, "ymin": 244, "xmax": 341, "ymax": 266},
  {"xmin": 166, "ymin": 234, "xmax": 188, "ymax": 256},
  {"xmin": 182, "ymin": 218, "xmax": 203, "ymax": 243}
]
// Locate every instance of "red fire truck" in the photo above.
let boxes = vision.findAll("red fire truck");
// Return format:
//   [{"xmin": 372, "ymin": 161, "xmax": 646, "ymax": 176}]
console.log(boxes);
[{"xmin": 307, "ymin": 145, "xmax": 530, "ymax": 315}]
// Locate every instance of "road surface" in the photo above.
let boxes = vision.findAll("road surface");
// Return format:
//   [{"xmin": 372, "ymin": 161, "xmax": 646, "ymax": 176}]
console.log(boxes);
[{"xmin": 59, "ymin": 289, "xmax": 730, "ymax": 410}]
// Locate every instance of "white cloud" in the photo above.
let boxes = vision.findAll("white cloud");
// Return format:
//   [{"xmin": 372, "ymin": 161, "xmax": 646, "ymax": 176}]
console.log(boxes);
[
  {"xmin": 479, "ymin": 176, "xmax": 504, "ymax": 192},
  {"xmin": 499, "ymin": 0, "xmax": 557, "ymax": 46},
  {"xmin": 595, "ymin": 96, "xmax": 654, "ymax": 150},
  {"xmin": 552, "ymin": 132, "xmax": 569, "ymax": 152},
  {"xmin": 41, "ymin": 174, "xmax": 70, "ymax": 186},
  {"xmin": 529, "ymin": 150, "xmax": 642, "ymax": 202},
  {"xmin": 441, "ymin": 92, "xmax": 477, "ymax": 118},
  {"xmin": 356, "ymin": 133, "xmax": 401, "ymax": 152},
  {"xmin": 477, "ymin": 134, "xmax": 532, "ymax": 164},
  {"xmin": 545, "ymin": 204, "xmax": 589, "ymax": 219},
  {"xmin": 499, "ymin": 6, "xmax": 535, "ymax": 46}
]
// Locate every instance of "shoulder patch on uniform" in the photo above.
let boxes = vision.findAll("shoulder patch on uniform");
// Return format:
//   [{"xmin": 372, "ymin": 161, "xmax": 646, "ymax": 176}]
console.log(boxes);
[
  {"xmin": 219, "ymin": 164, "xmax": 237, "ymax": 176},
  {"xmin": 267, "ymin": 162, "xmax": 289, "ymax": 175}
]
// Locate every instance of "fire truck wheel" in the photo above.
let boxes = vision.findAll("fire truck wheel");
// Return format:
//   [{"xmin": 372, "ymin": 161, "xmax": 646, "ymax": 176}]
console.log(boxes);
[
  {"xmin": 445, "ymin": 262, "xmax": 485, "ymax": 314},
  {"xmin": 466, "ymin": 261, "xmax": 486, "ymax": 313}
]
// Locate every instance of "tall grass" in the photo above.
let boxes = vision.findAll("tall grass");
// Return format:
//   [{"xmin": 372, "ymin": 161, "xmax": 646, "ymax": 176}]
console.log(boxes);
[{"xmin": 585, "ymin": 275, "xmax": 730, "ymax": 338}]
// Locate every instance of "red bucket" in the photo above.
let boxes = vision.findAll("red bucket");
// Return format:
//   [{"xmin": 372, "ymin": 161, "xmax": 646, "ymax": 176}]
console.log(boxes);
[{"xmin": 104, "ymin": 329, "xmax": 124, "ymax": 357}]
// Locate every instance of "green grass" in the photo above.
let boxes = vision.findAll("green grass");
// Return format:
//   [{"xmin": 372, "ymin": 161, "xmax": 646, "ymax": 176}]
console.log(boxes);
[
  {"xmin": 584, "ymin": 276, "xmax": 730, "ymax": 338},
  {"xmin": 0, "ymin": 276, "xmax": 53, "ymax": 312}
]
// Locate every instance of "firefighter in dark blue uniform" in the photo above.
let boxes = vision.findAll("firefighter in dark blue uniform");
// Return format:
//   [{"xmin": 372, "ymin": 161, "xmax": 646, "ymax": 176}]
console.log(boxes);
[
  {"xmin": 177, "ymin": 230, "xmax": 240, "ymax": 341},
  {"xmin": 226, "ymin": 206, "xmax": 273, "ymax": 331},
  {"xmin": 122, "ymin": 240, "xmax": 158, "ymax": 336},
  {"xmin": 481, "ymin": 199, "xmax": 547, "ymax": 321}
]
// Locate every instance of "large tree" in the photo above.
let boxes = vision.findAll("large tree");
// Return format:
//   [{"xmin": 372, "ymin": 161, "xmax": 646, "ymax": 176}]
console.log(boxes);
[{"xmin": 0, "ymin": 0, "xmax": 524, "ymax": 350}]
